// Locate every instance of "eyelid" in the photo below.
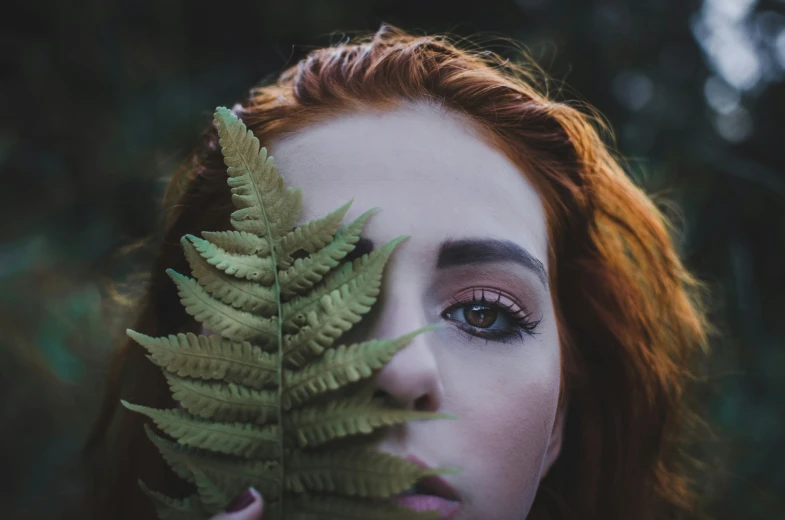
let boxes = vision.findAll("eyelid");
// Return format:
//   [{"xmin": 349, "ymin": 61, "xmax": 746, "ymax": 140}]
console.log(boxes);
[
  {"xmin": 439, "ymin": 285, "xmax": 542, "ymax": 345},
  {"xmin": 447, "ymin": 286, "xmax": 530, "ymax": 316}
]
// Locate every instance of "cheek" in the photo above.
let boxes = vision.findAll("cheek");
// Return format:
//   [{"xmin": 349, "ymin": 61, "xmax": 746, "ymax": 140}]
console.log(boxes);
[
  {"xmin": 476, "ymin": 368, "xmax": 557, "ymax": 463},
  {"xmin": 450, "ymin": 344, "xmax": 562, "ymax": 506}
]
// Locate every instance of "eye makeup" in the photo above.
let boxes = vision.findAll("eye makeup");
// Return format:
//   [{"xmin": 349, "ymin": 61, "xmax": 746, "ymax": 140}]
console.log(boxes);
[
  {"xmin": 426, "ymin": 253, "xmax": 547, "ymax": 346},
  {"xmin": 441, "ymin": 286, "xmax": 542, "ymax": 345}
]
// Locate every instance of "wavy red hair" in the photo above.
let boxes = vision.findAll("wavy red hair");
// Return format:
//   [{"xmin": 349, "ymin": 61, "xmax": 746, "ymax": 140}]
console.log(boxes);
[{"xmin": 80, "ymin": 24, "xmax": 714, "ymax": 520}]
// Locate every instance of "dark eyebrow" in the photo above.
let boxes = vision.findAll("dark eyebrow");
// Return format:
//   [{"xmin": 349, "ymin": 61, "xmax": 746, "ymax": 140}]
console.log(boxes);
[
  {"xmin": 345, "ymin": 236, "xmax": 549, "ymax": 291},
  {"xmin": 436, "ymin": 238, "xmax": 549, "ymax": 290}
]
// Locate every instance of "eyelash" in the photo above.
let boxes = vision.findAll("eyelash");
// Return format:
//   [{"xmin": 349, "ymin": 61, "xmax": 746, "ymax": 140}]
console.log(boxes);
[{"xmin": 440, "ymin": 287, "xmax": 542, "ymax": 345}]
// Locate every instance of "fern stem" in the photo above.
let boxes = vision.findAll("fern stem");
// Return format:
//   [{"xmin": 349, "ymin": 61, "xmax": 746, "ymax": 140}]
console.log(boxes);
[
  {"xmin": 223, "ymin": 119, "xmax": 286, "ymax": 513},
  {"xmin": 254, "ymin": 175, "xmax": 286, "ymax": 515}
]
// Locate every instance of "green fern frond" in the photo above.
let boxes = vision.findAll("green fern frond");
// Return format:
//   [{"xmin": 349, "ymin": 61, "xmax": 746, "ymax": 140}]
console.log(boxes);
[
  {"xmin": 164, "ymin": 373, "xmax": 277, "ymax": 424},
  {"xmin": 285, "ymin": 448, "xmax": 455, "ymax": 497},
  {"xmin": 139, "ymin": 480, "xmax": 207, "ymax": 520},
  {"xmin": 219, "ymin": 113, "xmax": 302, "ymax": 239},
  {"xmin": 182, "ymin": 236, "xmax": 278, "ymax": 314},
  {"xmin": 127, "ymin": 330, "xmax": 278, "ymax": 389},
  {"xmin": 121, "ymin": 401, "xmax": 279, "ymax": 458},
  {"xmin": 280, "ymin": 236, "xmax": 406, "ymax": 335},
  {"xmin": 282, "ymin": 326, "xmax": 440, "ymax": 410},
  {"xmin": 281, "ymin": 283, "xmax": 379, "ymax": 369},
  {"xmin": 285, "ymin": 392, "xmax": 456, "ymax": 448},
  {"xmin": 144, "ymin": 424, "xmax": 198, "ymax": 483},
  {"xmin": 123, "ymin": 106, "xmax": 460, "ymax": 519},
  {"xmin": 189, "ymin": 462, "xmax": 231, "ymax": 514},
  {"xmin": 184, "ymin": 234, "xmax": 276, "ymax": 282},
  {"xmin": 196, "ymin": 459, "xmax": 282, "ymax": 508},
  {"xmin": 278, "ymin": 208, "xmax": 377, "ymax": 299},
  {"xmin": 167, "ymin": 269, "xmax": 279, "ymax": 345},
  {"xmin": 275, "ymin": 200, "xmax": 353, "ymax": 269},
  {"xmin": 144, "ymin": 425, "xmax": 282, "ymax": 498},
  {"xmin": 199, "ymin": 230, "xmax": 271, "ymax": 256}
]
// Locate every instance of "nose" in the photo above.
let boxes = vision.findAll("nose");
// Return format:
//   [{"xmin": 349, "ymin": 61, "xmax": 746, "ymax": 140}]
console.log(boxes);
[
  {"xmin": 372, "ymin": 336, "xmax": 444, "ymax": 412},
  {"xmin": 367, "ymin": 300, "xmax": 445, "ymax": 413}
]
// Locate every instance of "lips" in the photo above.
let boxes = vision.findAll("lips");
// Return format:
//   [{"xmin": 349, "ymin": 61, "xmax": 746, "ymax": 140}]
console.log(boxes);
[
  {"xmin": 373, "ymin": 454, "xmax": 462, "ymax": 519},
  {"xmin": 389, "ymin": 494, "xmax": 461, "ymax": 518},
  {"xmin": 403, "ymin": 454, "xmax": 460, "ymax": 502}
]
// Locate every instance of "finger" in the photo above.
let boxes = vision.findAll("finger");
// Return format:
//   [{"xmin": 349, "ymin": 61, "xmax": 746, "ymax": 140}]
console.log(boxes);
[{"xmin": 209, "ymin": 487, "xmax": 263, "ymax": 520}]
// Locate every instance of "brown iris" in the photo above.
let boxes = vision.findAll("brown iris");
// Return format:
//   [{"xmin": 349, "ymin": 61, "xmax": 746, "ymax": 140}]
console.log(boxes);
[{"xmin": 464, "ymin": 304, "xmax": 497, "ymax": 328}]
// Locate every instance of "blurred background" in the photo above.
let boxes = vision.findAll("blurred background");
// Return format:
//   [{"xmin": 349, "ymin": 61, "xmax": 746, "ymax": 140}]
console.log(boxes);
[{"xmin": 1, "ymin": 0, "xmax": 784, "ymax": 518}]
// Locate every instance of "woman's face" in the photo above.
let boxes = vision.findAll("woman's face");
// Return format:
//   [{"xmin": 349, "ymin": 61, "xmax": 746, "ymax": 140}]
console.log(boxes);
[{"xmin": 266, "ymin": 101, "xmax": 565, "ymax": 519}]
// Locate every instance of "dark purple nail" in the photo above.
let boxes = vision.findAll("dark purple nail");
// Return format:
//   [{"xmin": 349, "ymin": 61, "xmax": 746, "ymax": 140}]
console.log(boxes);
[{"xmin": 225, "ymin": 488, "xmax": 256, "ymax": 512}]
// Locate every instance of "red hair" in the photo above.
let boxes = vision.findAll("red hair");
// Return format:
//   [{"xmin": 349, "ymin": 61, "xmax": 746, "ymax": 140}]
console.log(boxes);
[{"xmin": 81, "ymin": 24, "xmax": 714, "ymax": 520}]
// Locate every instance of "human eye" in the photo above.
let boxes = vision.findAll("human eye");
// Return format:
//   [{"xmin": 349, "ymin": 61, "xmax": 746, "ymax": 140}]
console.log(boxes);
[{"xmin": 440, "ymin": 287, "xmax": 542, "ymax": 345}]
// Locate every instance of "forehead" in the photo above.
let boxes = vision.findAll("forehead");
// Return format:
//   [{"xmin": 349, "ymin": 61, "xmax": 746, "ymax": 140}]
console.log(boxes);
[{"xmin": 265, "ymin": 101, "xmax": 549, "ymax": 268}]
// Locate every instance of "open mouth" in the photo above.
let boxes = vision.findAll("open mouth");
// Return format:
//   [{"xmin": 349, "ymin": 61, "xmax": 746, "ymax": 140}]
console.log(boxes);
[{"xmin": 395, "ymin": 473, "xmax": 460, "ymax": 502}]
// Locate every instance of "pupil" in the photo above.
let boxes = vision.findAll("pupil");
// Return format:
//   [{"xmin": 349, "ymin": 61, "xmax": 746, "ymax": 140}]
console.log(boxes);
[{"xmin": 465, "ymin": 305, "xmax": 497, "ymax": 328}]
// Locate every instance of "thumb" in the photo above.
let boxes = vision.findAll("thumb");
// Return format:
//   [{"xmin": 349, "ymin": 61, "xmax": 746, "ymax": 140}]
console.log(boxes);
[{"xmin": 209, "ymin": 487, "xmax": 263, "ymax": 520}]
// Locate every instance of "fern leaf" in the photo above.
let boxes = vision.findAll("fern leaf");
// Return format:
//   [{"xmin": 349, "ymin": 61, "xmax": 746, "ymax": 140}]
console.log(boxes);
[
  {"xmin": 182, "ymin": 236, "xmax": 277, "ymax": 314},
  {"xmin": 282, "ymin": 325, "xmax": 438, "ymax": 410},
  {"xmin": 200, "ymin": 229, "xmax": 271, "ymax": 256},
  {"xmin": 165, "ymin": 372, "xmax": 277, "ymax": 424},
  {"xmin": 127, "ymin": 330, "xmax": 278, "ymax": 389},
  {"xmin": 188, "ymin": 461, "xmax": 229, "ymax": 515},
  {"xmin": 198, "ymin": 459, "xmax": 282, "ymax": 507},
  {"xmin": 138, "ymin": 480, "xmax": 206, "ymax": 520},
  {"xmin": 285, "ymin": 392, "xmax": 456, "ymax": 448},
  {"xmin": 286, "ymin": 448, "xmax": 454, "ymax": 497},
  {"xmin": 144, "ymin": 424, "xmax": 198, "ymax": 483},
  {"xmin": 281, "ymin": 236, "xmax": 405, "ymax": 335},
  {"xmin": 214, "ymin": 106, "xmax": 302, "ymax": 239},
  {"xmin": 121, "ymin": 402, "xmax": 279, "ymax": 458},
  {"xmin": 142, "ymin": 432, "xmax": 283, "ymax": 519},
  {"xmin": 282, "ymin": 275, "xmax": 392, "ymax": 369},
  {"xmin": 183, "ymin": 234, "xmax": 276, "ymax": 283},
  {"xmin": 167, "ymin": 269, "xmax": 278, "ymax": 345},
  {"xmin": 278, "ymin": 208, "xmax": 377, "ymax": 300},
  {"xmin": 276, "ymin": 200, "xmax": 353, "ymax": 269},
  {"xmin": 144, "ymin": 425, "xmax": 281, "ymax": 499}
]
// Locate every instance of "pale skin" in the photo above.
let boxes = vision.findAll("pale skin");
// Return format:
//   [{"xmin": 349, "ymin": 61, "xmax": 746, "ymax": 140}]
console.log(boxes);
[{"xmin": 209, "ymin": 100, "xmax": 566, "ymax": 520}]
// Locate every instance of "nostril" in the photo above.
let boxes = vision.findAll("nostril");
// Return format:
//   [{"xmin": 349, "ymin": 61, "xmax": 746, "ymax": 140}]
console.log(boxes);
[
  {"xmin": 372, "ymin": 390, "xmax": 435, "ymax": 411},
  {"xmin": 414, "ymin": 394, "xmax": 432, "ymax": 411}
]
